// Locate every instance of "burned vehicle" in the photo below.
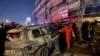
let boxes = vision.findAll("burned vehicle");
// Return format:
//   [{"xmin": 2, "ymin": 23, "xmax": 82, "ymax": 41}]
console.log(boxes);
[{"xmin": 4, "ymin": 25, "xmax": 59, "ymax": 56}]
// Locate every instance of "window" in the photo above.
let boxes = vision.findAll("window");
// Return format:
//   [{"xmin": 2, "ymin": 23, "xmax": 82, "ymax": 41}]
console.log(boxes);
[
  {"xmin": 49, "ymin": 7, "xmax": 53, "ymax": 14},
  {"xmin": 93, "ymin": 0, "xmax": 98, "ymax": 3},
  {"xmin": 32, "ymin": 29, "xmax": 41, "ymax": 37},
  {"xmin": 10, "ymin": 33, "xmax": 20, "ymax": 39},
  {"xmin": 85, "ymin": 3, "xmax": 100, "ymax": 14},
  {"xmin": 85, "ymin": 6, "xmax": 91, "ymax": 14},
  {"xmin": 95, "ymin": 5, "xmax": 100, "ymax": 13},
  {"xmin": 45, "ymin": 14, "xmax": 47, "ymax": 19},
  {"xmin": 7, "ymin": 32, "xmax": 21, "ymax": 41}
]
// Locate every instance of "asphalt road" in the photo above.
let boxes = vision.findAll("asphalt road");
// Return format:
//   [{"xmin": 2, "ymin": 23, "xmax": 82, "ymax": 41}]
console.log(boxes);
[{"xmin": 51, "ymin": 46, "xmax": 92, "ymax": 56}]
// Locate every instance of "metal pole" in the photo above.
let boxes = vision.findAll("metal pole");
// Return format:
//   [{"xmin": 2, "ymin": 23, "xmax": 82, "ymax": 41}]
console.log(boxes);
[{"xmin": 77, "ymin": 0, "xmax": 85, "ymax": 40}]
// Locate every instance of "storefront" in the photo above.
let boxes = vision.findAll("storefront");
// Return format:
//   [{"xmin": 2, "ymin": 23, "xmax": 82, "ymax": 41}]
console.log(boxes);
[
  {"xmin": 85, "ymin": 2, "xmax": 100, "ymax": 15},
  {"xmin": 86, "ymin": 17, "xmax": 95, "ymax": 22},
  {"xmin": 95, "ymin": 17, "xmax": 100, "ymax": 21}
]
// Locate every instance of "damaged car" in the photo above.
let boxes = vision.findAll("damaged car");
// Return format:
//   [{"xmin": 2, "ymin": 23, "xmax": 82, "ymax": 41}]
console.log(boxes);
[{"xmin": 4, "ymin": 25, "xmax": 59, "ymax": 56}]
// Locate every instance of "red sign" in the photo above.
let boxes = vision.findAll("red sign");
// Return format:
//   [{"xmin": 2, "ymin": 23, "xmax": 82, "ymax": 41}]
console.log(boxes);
[
  {"xmin": 51, "ymin": 6, "xmax": 68, "ymax": 22},
  {"xmin": 51, "ymin": 10, "xmax": 60, "ymax": 22},
  {"xmin": 59, "ymin": 6, "xmax": 68, "ymax": 19}
]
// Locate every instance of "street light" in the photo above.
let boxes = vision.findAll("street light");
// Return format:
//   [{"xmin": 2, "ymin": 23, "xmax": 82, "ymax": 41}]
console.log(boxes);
[
  {"xmin": 5, "ymin": 20, "xmax": 10, "ymax": 23},
  {"xmin": 26, "ymin": 17, "xmax": 31, "ymax": 25},
  {"xmin": 27, "ymin": 17, "xmax": 31, "ymax": 22}
]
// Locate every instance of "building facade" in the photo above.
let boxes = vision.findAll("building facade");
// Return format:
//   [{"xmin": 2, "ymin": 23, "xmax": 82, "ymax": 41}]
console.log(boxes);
[
  {"xmin": 68, "ymin": 0, "xmax": 100, "ymax": 17},
  {"xmin": 32, "ymin": 0, "xmax": 50, "ymax": 24},
  {"xmin": 67, "ymin": 0, "xmax": 100, "ymax": 22},
  {"xmin": 33, "ymin": 0, "xmax": 69, "ymax": 24},
  {"xmin": 85, "ymin": 0, "xmax": 100, "ymax": 15},
  {"xmin": 32, "ymin": 0, "xmax": 100, "ymax": 24}
]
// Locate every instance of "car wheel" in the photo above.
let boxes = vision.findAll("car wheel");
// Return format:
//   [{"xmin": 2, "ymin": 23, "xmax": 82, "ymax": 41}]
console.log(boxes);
[
  {"xmin": 22, "ymin": 47, "xmax": 30, "ymax": 56},
  {"xmin": 35, "ymin": 46, "xmax": 49, "ymax": 56}
]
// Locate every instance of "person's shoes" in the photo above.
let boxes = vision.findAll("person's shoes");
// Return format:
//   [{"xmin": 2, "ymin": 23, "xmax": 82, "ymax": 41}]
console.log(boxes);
[{"xmin": 65, "ymin": 48, "xmax": 72, "ymax": 53}]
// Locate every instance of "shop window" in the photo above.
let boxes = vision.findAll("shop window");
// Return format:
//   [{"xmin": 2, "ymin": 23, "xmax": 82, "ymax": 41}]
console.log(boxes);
[
  {"xmin": 85, "ymin": 6, "xmax": 92, "ymax": 14},
  {"xmin": 85, "ymin": 3, "xmax": 100, "ymax": 14},
  {"xmin": 95, "ymin": 5, "xmax": 100, "ymax": 13}
]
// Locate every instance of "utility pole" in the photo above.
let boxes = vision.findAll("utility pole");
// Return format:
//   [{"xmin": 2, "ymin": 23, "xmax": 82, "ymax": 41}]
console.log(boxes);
[{"xmin": 77, "ymin": 0, "xmax": 85, "ymax": 40}]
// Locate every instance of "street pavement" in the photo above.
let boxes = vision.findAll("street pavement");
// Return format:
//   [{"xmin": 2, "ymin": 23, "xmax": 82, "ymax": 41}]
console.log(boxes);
[
  {"xmin": 64, "ymin": 46, "xmax": 92, "ymax": 56},
  {"xmin": 51, "ymin": 46, "xmax": 92, "ymax": 56}
]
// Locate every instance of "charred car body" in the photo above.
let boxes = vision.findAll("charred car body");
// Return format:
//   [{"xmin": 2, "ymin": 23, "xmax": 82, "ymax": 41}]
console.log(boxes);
[{"xmin": 4, "ymin": 25, "xmax": 59, "ymax": 56}]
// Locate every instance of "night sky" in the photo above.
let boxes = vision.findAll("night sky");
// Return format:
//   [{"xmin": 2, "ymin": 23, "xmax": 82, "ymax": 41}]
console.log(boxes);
[{"xmin": 0, "ymin": 0, "xmax": 36, "ymax": 24}]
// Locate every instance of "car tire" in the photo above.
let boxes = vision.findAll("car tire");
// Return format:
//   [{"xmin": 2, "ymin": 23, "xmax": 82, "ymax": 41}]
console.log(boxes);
[
  {"xmin": 35, "ymin": 46, "xmax": 49, "ymax": 56},
  {"xmin": 22, "ymin": 47, "xmax": 30, "ymax": 56}
]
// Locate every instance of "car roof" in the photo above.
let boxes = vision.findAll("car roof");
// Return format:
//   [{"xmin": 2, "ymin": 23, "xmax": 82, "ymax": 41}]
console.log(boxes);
[
  {"xmin": 27, "ymin": 25, "xmax": 43, "ymax": 30},
  {"xmin": 7, "ymin": 25, "xmax": 43, "ymax": 33}
]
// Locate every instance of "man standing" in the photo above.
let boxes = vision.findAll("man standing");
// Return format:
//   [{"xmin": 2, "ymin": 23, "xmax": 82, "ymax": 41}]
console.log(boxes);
[
  {"xmin": 0, "ymin": 23, "xmax": 7, "ymax": 56},
  {"xmin": 58, "ymin": 22, "xmax": 75, "ymax": 50}
]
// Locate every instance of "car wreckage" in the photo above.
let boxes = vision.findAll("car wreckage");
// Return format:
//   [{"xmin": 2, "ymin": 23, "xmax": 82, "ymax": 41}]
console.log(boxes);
[{"xmin": 4, "ymin": 25, "xmax": 59, "ymax": 56}]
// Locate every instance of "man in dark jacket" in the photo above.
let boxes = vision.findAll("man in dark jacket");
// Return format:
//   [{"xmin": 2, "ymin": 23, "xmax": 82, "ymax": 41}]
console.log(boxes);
[{"xmin": 0, "ymin": 23, "xmax": 8, "ymax": 56}]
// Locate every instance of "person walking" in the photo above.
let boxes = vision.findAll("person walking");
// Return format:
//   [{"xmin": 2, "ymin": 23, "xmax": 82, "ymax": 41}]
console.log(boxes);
[{"xmin": 58, "ymin": 22, "xmax": 75, "ymax": 50}]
